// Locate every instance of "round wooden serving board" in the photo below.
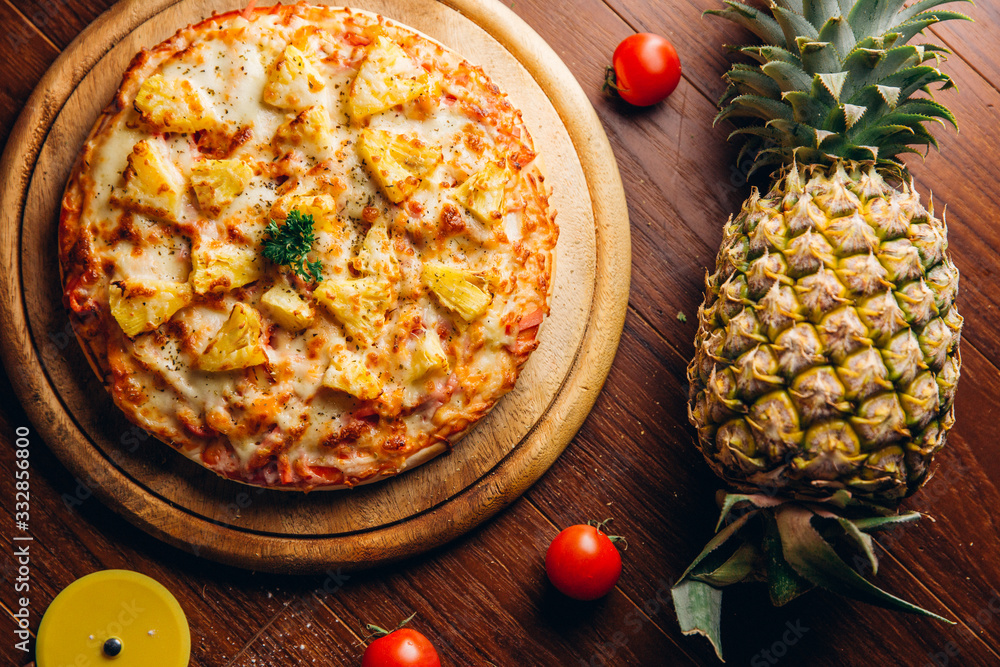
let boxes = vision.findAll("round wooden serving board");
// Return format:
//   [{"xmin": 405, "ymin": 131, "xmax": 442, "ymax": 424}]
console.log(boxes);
[{"xmin": 0, "ymin": 0, "xmax": 630, "ymax": 573}]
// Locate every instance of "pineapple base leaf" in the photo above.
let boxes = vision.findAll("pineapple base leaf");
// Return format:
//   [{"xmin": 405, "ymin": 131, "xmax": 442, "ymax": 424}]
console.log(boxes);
[
  {"xmin": 851, "ymin": 511, "xmax": 922, "ymax": 532},
  {"xmin": 762, "ymin": 511, "xmax": 814, "ymax": 606},
  {"xmin": 672, "ymin": 579, "xmax": 725, "ymax": 662},
  {"xmin": 715, "ymin": 490, "xmax": 786, "ymax": 530},
  {"xmin": 672, "ymin": 493, "xmax": 952, "ymax": 661},
  {"xmin": 774, "ymin": 504, "xmax": 955, "ymax": 623}
]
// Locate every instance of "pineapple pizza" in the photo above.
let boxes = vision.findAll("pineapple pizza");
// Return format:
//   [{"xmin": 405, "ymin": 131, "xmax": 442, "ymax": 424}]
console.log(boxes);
[{"xmin": 58, "ymin": 4, "xmax": 557, "ymax": 490}]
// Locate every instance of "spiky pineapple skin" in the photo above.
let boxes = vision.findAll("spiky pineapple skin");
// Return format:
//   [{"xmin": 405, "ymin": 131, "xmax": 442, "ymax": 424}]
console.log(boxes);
[{"xmin": 688, "ymin": 163, "xmax": 962, "ymax": 502}]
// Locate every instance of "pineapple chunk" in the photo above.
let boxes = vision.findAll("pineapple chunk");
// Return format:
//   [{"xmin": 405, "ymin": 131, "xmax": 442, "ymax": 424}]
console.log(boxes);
[
  {"xmin": 133, "ymin": 74, "xmax": 214, "ymax": 133},
  {"xmin": 290, "ymin": 25, "xmax": 334, "ymax": 55},
  {"xmin": 453, "ymin": 160, "xmax": 511, "ymax": 225},
  {"xmin": 261, "ymin": 283, "xmax": 315, "ymax": 332},
  {"xmin": 410, "ymin": 330, "xmax": 450, "ymax": 380},
  {"xmin": 263, "ymin": 44, "xmax": 326, "ymax": 109},
  {"xmin": 112, "ymin": 139, "xmax": 185, "ymax": 222},
  {"xmin": 357, "ymin": 129, "xmax": 441, "ymax": 203},
  {"xmin": 269, "ymin": 161, "xmax": 347, "ymax": 233},
  {"xmin": 191, "ymin": 241, "xmax": 263, "ymax": 294},
  {"xmin": 349, "ymin": 36, "xmax": 429, "ymax": 121},
  {"xmin": 273, "ymin": 105, "xmax": 333, "ymax": 162},
  {"xmin": 322, "ymin": 351, "xmax": 382, "ymax": 400},
  {"xmin": 423, "ymin": 262, "xmax": 492, "ymax": 321},
  {"xmin": 109, "ymin": 279, "xmax": 192, "ymax": 337},
  {"xmin": 352, "ymin": 221, "xmax": 400, "ymax": 280},
  {"xmin": 190, "ymin": 159, "xmax": 253, "ymax": 217},
  {"xmin": 314, "ymin": 277, "xmax": 391, "ymax": 343},
  {"xmin": 198, "ymin": 303, "xmax": 269, "ymax": 371},
  {"xmin": 276, "ymin": 194, "xmax": 341, "ymax": 234}
]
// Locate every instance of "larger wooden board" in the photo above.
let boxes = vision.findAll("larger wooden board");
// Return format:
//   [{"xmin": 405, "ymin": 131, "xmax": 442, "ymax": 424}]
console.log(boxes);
[{"xmin": 0, "ymin": 0, "xmax": 629, "ymax": 573}]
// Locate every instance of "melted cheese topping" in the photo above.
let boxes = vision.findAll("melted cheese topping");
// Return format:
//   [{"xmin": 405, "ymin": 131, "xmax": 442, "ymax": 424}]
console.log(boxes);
[{"xmin": 59, "ymin": 4, "xmax": 557, "ymax": 489}]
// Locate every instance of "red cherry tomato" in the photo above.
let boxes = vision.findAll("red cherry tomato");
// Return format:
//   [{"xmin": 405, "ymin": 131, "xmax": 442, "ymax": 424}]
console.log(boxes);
[
  {"xmin": 361, "ymin": 628, "xmax": 441, "ymax": 667},
  {"xmin": 608, "ymin": 33, "xmax": 682, "ymax": 106},
  {"xmin": 545, "ymin": 523, "xmax": 623, "ymax": 600}
]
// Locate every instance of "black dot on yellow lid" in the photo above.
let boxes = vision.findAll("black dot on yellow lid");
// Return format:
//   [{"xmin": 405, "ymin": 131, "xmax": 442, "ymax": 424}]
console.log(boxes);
[{"xmin": 103, "ymin": 637, "xmax": 123, "ymax": 656}]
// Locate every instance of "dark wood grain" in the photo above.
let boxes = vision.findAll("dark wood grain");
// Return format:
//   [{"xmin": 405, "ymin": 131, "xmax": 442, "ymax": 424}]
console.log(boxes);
[
  {"xmin": 4, "ymin": 0, "xmax": 117, "ymax": 49},
  {"xmin": 0, "ymin": 1, "xmax": 59, "ymax": 147},
  {"xmin": 4, "ymin": 0, "xmax": 1000, "ymax": 665}
]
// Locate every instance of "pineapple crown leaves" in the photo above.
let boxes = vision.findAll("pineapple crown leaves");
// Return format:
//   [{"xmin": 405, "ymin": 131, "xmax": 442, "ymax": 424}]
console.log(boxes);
[
  {"xmin": 671, "ymin": 493, "xmax": 954, "ymax": 661},
  {"xmin": 707, "ymin": 0, "xmax": 972, "ymax": 176}
]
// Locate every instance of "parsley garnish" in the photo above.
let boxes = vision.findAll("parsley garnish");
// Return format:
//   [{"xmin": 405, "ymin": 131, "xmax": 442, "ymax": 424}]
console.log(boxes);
[{"xmin": 262, "ymin": 209, "xmax": 323, "ymax": 282}]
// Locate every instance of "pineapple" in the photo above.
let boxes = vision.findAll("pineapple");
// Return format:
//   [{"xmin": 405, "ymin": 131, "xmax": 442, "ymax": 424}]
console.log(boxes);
[
  {"xmin": 314, "ymin": 277, "xmax": 392, "ymax": 343},
  {"xmin": 190, "ymin": 159, "xmax": 253, "ymax": 217},
  {"xmin": 289, "ymin": 25, "xmax": 333, "ymax": 56},
  {"xmin": 261, "ymin": 282, "xmax": 315, "ymax": 332},
  {"xmin": 423, "ymin": 262, "xmax": 492, "ymax": 321},
  {"xmin": 357, "ymin": 129, "xmax": 441, "ymax": 203},
  {"xmin": 348, "ymin": 36, "xmax": 428, "ymax": 121},
  {"xmin": 409, "ymin": 329, "xmax": 450, "ymax": 380},
  {"xmin": 191, "ymin": 241, "xmax": 263, "ymax": 295},
  {"xmin": 269, "ymin": 165, "xmax": 346, "ymax": 235},
  {"xmin": 273, "ymin": 105, "xmax": 333, "ymax": 162},
  {"xmin": 198, "ymin": 303, "xmax": 269, "ymax": 371},
  {"xmin": 274, "ymin": 193, "xmax": 341, "ymax": 234},
  {"xmin": 453, "ymin": 159, "xmax": 511, "ymax": 225},
  {"xmin": 263, "ymin": 44, "xmax": 326, "ymax": 109},
  {"xmin": 109, "ymin": 279, "xmax": 192, "ymax": 337},
  {"xmin": 322, "ymin": 351, "xmax": 382, "ymax": 400},
  {"xmin": 112, "ymin": 139, "xmax": 185, "ymax": 222},
  {"xmin": 352, "ymin": 220, "xmax": 400, "ymax": 280},
  {"xmin": 133, "ymin": 74, "xmax": 214, "ymax": 133},
  {"xmin": 675, "ymin": 0, "xmax": 971, "ymax": 658}
]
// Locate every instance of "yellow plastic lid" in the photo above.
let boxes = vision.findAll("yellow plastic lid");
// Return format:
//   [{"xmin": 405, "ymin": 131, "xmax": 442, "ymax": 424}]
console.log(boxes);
[{"xmin": 36, "ymin": 569, "xmax": 191, "ymax": 666}]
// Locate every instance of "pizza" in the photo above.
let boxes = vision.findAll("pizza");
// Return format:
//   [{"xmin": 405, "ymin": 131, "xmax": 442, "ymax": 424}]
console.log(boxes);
[{"xmin": 58, "ymin": 3, "xmax": 557, "ymax": 490}]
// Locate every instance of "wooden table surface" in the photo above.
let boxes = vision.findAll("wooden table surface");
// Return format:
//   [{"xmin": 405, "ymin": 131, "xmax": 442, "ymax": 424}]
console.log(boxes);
[{"xmin": 3, "ymin": 0, "xmax": 1000, "ymax": 665}]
